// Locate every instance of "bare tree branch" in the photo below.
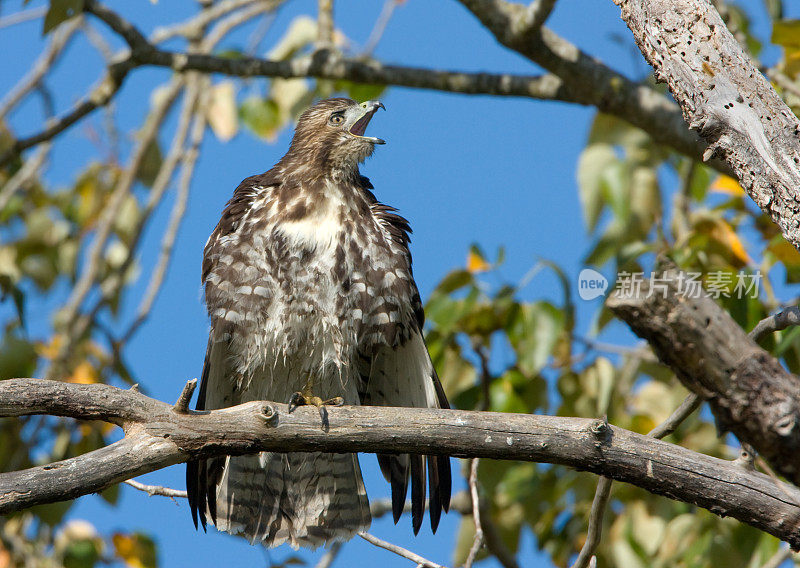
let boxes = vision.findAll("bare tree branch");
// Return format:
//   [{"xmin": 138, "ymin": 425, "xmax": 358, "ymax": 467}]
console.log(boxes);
[
  {"xmin": 749, "ymin": 307, "xmax": 800, "ymax": 343},
  {"xmin": 569, "ymin": 476, "xmax": 612, "ymax": 568},
  {"xmin": 614, "ymin": 0, "xmax": 800, "ymax": 252},
  {"xmin": 317, "ymin": 0, "xmax": 334, "ymax": 47},
  {"xmin": 464, "ymin": 458, "xmax": 484, "ymax": 568},
  {"xmin": 455, "ymin": 0, "xmax": 726, "ymax": 173},
  {"xmin": 0, "ymin": 18, "xmax": 82, "ymax": 120},
  {"xmin": 315, "ymin": 541, "xmax": 343, "ymax": 568},
  {"xmin": 0, "ymin": 7, "xmax": 48, "ymax": 30},
  {"xmin": 607, "ymin": 262, "xmax": 800, "ymax": 487},
  {"xmin": 570, "ymin": 393, "xmax": 702, "ymax": 565},
  {"xmin": 124, "ymin": 479, "xmax": 187, "ymax": 499},
  {"xmin": 357, "ymin": 532, "xmax": 445, "ymax": 568},
  {"xmin": 1, "ymin": 378, "xmax": 800, "ymax": 548},
  {"xmin": 1, "ymin": 0, "xmax": 735, "ymax": 178}
]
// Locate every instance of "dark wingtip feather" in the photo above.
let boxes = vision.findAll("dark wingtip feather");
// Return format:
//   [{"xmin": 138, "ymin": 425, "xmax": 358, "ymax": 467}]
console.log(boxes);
[
  {"xmin": 186, "ymin": 460, "xmax": 199, "ymax": 529},
  {"xmin": 428, "ymin": 456, "xmax": 442, "ymax": 533},
  {"xmin": 439, "ymin": 455, "xmax": 452, "ymax": 513},
  {"xmin": 410, "ymin": 454, "xmax": 425, "ymax": 535},
  {"xmin": 197, "ymin": 459, "xmax": 208, "ymax": 532},
  {"xmin": 378, "ymin": 454, "xmax": 409, "ymax": 524}
]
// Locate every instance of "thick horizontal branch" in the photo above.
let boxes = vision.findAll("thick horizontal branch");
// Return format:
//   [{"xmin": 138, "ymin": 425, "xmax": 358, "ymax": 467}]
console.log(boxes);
[
  {"xmin": 82, "ymin": 0, "xmax": 726, "ymax": 173},
  {"xmin": 614, "ymin": 0, "xmax": 800, "ymax": 251},
  {"xmin": 1, "ymin": 378, "xmax": 800, "ymax": 547},
  {"xmin": 456, "ymin": 0, "xmax": 727, "ymax": 173},
  {"xmin": 607, "ymin": 264, "xmax": 800, "ymax": 488}
]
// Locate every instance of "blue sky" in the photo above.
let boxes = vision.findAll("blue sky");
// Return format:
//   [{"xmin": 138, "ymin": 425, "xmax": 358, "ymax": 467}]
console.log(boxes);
[{"xmin": 0, "ymin": 0, "xmax": 783, "ymax": 567}]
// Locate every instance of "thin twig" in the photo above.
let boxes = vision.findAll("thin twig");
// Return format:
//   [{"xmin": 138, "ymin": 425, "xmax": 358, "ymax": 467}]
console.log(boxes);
[
  {"xmin": 46, "ymin": 78, "xmax": 184, "ymax": 379},
  {"xmin": 121, "ymin": 78, "xmax": 203, "ymax": 343},
  {"xmin": 363, "ymin": 0, "xmax": 401, "ymax": 55},
  {"xmin": 570, "ymin": 392, "xmax": 702, "ymax": 567},
  {"xmin": 124, "ymin": 479, "xmax": 188, "ymax": 499},
  {"xmin": 81, "ymin": 20, "xmax": 116, "ymax": 62},
  {"xmin": 569, "ymin": 477, "xmax": 612, "ymax": 568},
  {"xmin": 0, "ymin": 143, "xmax": 50, "ymax": 212},
  {"xmin": 200, "ymin": 1, "xmax": 282, "ymax": 51},
  {"xmin": 0, "ymin": 56, "xmax": 135, "ymax": 169},
  {"xmin": 0, "ymin": 6, "xmax": 48, "ymax": 29},
  {"xmin": 749, "ymin": 307, "xmax": 800, "ymax": 342},
  {"xmin": 759, "ymin": 546, "xmax": 793, "ymax": 568},
  {"xmin": 464, "ymin": 458, "xmax": 484, "ymax": 568},
  {"xmin": 357, "ymin": 532, "xmax": 445, "ymax": 568},
  {"xmin": 315, "ymin": 541, "xmax": 343, "ymax": 568},
  {"xmin": 0, "ymin": 17, "xmax": 82, "ymax": 120},
  {"xmin": 150, "ymin": 0, "xmax": 260, "ymax": 44},
  {"xmin": 317, "ymin": 0, "xmax": 334, "ymax": 47},
  {"xmin": 647, "ymin": 393, "xmax": 702, "ymax": 440}
]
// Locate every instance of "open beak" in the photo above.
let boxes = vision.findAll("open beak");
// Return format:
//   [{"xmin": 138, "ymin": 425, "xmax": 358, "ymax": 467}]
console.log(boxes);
[{"xmin": 347, "ymin": 100, "xmax": 386, "ymax": 144}]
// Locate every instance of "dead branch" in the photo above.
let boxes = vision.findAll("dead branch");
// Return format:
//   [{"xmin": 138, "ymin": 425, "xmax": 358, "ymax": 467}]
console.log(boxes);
[
  {"xmin": 614, "ymin": 0, "xmax": 800, "ymax": 251},
  {"xmin": 607, "ymin": 263, "xmax": 800, "ymax": 488},
  {"xmin": 1, "ymin": 378, "xmax": 800, "ymax": 547}
]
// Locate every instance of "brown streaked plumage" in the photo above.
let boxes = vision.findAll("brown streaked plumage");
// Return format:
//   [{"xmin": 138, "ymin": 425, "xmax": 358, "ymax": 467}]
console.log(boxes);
[{"xmin": 187, "ymin": 98, "xmax": 451, "ymax": 549}]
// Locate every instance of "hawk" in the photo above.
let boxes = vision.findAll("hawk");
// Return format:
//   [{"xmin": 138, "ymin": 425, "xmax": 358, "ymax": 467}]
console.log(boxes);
[{"xmin": 186, "ymin": 98, "xmax": 451, "ymax": 549}]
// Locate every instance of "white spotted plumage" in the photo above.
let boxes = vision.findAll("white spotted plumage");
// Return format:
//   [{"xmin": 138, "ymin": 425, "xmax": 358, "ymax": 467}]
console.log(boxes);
[{"xmin": 187, "ymin": 98, "xmax": 450, "ymax": 549}]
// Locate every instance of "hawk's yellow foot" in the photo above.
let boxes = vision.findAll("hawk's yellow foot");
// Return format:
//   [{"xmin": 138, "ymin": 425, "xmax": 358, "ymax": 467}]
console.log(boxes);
[{"xmin": 287, "ymin": 389, "xmax": 344, "ymax": 413}]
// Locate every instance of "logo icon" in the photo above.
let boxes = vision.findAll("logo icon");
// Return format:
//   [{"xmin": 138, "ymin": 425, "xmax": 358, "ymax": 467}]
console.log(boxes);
[{"xmin": 578, "ymin": 268, "xmax": 608, "ymax": 301}]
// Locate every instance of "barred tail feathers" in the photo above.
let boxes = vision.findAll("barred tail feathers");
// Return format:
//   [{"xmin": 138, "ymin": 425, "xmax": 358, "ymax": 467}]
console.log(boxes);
[{"xmin": 212, "ymin": 450, "xmax": 371, "ymax": 549}]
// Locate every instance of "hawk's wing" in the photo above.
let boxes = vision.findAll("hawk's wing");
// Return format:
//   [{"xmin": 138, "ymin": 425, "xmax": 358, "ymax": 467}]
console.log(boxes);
[
  {"xmin": 358, "ymin": 311, "xmax": 451, "ymax": 533},
  {"xmin": 187, "ymin": 173, "xmax": 274, "ymax": 532}
]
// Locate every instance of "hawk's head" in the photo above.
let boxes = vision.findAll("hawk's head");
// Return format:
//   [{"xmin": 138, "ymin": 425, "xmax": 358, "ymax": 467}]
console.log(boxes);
[{"xmin": 287, "ymin": 98, "xmax": 385, "ymax": 172}]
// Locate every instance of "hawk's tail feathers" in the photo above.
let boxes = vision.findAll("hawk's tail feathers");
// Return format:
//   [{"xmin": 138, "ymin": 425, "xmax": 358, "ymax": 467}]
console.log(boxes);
[{"xmin": 192, "ymin": 451, "xmax": 371, "ymax": 549}]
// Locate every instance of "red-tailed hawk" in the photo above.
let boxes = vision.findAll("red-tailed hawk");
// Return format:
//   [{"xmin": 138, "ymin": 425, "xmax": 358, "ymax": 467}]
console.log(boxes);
[{"xmin": 186, "ymin": 98, "xmax": 451, "ymax": 548}]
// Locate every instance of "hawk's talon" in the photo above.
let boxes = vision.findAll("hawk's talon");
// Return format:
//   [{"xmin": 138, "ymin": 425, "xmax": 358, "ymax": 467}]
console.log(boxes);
[
  {"xmin": 288, "ymin": 391, "xmax": 304, "ymax": 413},
  {"xmin": 287, "ymin": 392, "xmax": 344, "ymax": 411}
]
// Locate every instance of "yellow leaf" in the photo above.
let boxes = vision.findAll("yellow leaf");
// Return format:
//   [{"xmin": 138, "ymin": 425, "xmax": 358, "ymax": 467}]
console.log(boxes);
[
  {"xmin": 0, "ymin": 542, "xmax": 10, "ymax": 568},
  {"xmin": 466, "ymin": 250, "xmax": 490, "ymax": 273},
  {"xmin": 206, "ymin": 81, "xmax": 238, "ymax": 142},
  {"xmin": 769, "ymin": 238, "xmax": 800, "ymax": 265},
  {"xmin": 709, "ymin": 174, "xmax": 744, "ymax": 196},
  {"xmin": 36, "ymin": 334, "xmax": 64, "ymax": 360},
  {"xmin": 68, "ymin": 361, "xmax": 99, "ymax": 385},
  {"xmin": 712, "ymin": 219, "xmax": 751, "ymax": 265},
  {"xmin": 112, "ymin": 533, "xmax": 157, "ymax": 568}
]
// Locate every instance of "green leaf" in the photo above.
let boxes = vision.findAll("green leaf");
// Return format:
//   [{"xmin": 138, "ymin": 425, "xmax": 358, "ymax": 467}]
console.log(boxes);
[
  {"xmin": 239, "ymin": 97, "xmax": 282, "ymax": 140},
  {"xmin": 506, "ymin": 301, "xmax": 564, "ymax": 376},
  {"xmin": 0, "ymin": 331, "xmax": 37, "ymax": 380},
  {"xmin": 334, "ymin": 81, "xmax": 386, "ymax": 103},
  {"xmin": 600, "ymin": 160, "xmax": 631, "ymax": 223},
  {"xmin": 576, "ymin": 143, "xmax": 615, "ymax": 231},
  {"xmin": 432, "ymin": 269, "xmax": 473, "ymax": 295},
  {"xmin": 63, "ymin": 539, "xmax": 101, "ymax": 568},
  {"xmin": 43, "ymin": 0, "xmax": 85, "ymax": 35},
  {"xmin": 135, "ymin": 140, "xmax": 163, "ymax": 188},
  {"xmin": 772, "ymin": 19, "xmax": 800, "ymax": 50}
]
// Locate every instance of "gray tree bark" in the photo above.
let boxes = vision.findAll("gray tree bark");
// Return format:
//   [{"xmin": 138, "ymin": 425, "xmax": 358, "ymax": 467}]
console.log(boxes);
[
  {"xmin": 615, "ymin": 0, "xmax": 800, "ymax": 251},
  {"xmin": 2, "ymin": 378, "xmax": 800, "ymax": 547}
]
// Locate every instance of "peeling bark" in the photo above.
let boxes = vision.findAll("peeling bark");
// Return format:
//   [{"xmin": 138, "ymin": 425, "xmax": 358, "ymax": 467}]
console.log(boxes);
[
  {"xmin": 615, "ymin": 0, "xmax": 800, "ymax": 250},
  {"xmin": 608, "ymin": 264, "xmax": 800, "ymax": 489}
]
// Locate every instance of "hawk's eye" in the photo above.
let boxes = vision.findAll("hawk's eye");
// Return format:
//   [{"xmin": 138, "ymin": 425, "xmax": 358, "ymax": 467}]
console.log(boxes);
[{"xmin": 329, "ymin": 113, "xmax": 344, "ymax": 125}]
